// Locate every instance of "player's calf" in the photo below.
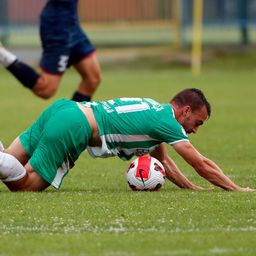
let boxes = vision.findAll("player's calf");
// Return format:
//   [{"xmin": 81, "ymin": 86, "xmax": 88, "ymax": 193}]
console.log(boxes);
[
  {"xmin": 72, "ymin": 76, "xmax": 101, "ymax": 102},
  {"xmin": 0, "ymin": 45, "xmax": 40, "ymax": 90}
]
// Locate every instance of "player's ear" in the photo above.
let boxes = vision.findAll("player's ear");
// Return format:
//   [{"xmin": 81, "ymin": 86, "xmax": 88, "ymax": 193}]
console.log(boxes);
[{"xmin": 183, "ymin": 105, "xmax": 191, "ymax": 116}]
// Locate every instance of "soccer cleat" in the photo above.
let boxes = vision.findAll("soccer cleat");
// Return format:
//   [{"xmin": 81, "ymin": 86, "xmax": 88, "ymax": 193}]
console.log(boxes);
[{"xmin": 0, "ymin": 141, "xmax": 4, "ymax": 152}]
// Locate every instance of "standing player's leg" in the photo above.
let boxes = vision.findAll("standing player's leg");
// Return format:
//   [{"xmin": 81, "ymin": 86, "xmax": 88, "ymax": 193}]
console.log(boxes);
[
  {"xmin": 0, "ymin": 43, "xmax": 65, "ymax": 99},
  {"xmin": 72, "ymin": 52, "xmax": 101, "ymax": 102},
  {"xmin": 33, "ymin": 2, "xmax": 71, "ymax": 99},
  {"xmin": 69, "ymin": 26, "xmax": 101, "ymax": 102},
  {"xmin": 0, "ymin": 1, "xmax": 71, "ymax": 100},
  {"xmin": 0, "ymin": 44, "xmax": 40, "ymax": 91}
]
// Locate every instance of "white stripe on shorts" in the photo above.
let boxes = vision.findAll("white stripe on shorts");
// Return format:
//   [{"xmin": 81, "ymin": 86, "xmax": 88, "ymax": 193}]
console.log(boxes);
[{"xmin": 52, "ymin": 159, "xmax": 70, "ymax": 189}]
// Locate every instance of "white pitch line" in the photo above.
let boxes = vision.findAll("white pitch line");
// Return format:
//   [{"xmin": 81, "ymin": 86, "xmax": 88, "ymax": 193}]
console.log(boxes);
[{"xmin": 0, "ymin": 225, "xmax": 256, "ymax": 234}]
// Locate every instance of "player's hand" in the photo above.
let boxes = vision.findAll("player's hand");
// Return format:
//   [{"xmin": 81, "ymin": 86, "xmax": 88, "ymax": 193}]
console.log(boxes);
[
  {"xmin": 238, "ymin": 187, "xmax": 255, "ymax": 192},
  {"xmin": 192, "ymin": 185, "xmax": 207, "ymax": 190}
]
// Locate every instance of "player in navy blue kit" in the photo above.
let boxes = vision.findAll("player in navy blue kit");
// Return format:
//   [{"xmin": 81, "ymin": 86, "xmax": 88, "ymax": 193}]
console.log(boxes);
[{"xmin": 0, "ymin": 0, "xmax": 101, "ymax": 102}]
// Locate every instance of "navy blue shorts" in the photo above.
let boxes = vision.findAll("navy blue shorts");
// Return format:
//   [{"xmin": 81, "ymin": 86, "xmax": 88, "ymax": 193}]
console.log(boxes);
[{"xmin": 39, "ymin": 0, "xmax": 95, "ymax": 75}]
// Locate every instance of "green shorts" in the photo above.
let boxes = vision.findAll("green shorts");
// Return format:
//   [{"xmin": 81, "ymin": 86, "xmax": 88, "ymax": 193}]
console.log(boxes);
[{"xmin": 19, "ymin": 99, "xmax": 92, "ymax": 189}]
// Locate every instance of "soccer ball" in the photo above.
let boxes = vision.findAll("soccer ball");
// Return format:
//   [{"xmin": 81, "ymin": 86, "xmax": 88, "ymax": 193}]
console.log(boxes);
[{"xmin": 126, "ymin": 155, "xmax": 166, "ymax": 191}]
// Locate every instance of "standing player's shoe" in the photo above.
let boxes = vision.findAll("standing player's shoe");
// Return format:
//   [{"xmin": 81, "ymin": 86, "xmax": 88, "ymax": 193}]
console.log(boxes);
[{"xmin": 0, "ymin": 141, "xmax": 4, "ymax": 152}]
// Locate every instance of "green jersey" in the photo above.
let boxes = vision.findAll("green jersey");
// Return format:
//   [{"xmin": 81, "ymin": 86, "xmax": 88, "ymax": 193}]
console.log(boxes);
[{"xmin": 83, "ymin": 98, "xmax": 189, "ymax": 160}]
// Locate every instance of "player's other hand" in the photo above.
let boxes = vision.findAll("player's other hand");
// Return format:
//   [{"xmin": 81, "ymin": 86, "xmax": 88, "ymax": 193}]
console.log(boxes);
[
  {"xmin": 192, "ymin": 185, "xmax": 207, "ymax": 190},
  {"xmin": 238, "ymin": 187, "xmax": 255, "ymax": 192}
]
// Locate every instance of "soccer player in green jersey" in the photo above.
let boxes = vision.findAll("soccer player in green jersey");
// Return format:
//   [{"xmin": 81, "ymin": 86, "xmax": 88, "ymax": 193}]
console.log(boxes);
[{"xmin": 0, "ymin": 88, "xmax": 254, "ymax": 192}]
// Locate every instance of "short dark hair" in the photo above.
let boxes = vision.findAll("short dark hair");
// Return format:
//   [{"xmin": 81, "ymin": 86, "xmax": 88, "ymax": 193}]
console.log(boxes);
[{"xmin": 171, "ymin": 88, "xmax": 211, "ymax": 117}]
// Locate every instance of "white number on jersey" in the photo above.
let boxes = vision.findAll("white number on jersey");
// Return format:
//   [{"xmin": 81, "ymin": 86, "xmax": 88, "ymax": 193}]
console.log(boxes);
[
  {"xmin": 58, "ymin": 55, "xmax": 69, "ymax": 72},
  {"xmin": 115, "ymin": 102, "xmax": 150, "ymax": 114}
]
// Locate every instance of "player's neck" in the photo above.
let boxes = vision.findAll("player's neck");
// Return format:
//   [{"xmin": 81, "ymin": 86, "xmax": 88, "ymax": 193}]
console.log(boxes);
[{"xmin": 169, "ymin": 103, "xmax": 180, "ymax": 119}]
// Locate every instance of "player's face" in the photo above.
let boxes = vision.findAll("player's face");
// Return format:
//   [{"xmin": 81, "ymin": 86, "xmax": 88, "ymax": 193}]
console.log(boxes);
[{"xmin": 182, "ymin": 106, "xmax": 208, "ymax": 134}]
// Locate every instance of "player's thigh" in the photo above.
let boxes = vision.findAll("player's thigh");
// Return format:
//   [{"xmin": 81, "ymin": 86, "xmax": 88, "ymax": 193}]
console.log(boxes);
[
  {"xmin": 74, "ymin": 53, "xmax": 101, "ymax": 82},
  {"xmin": 69, "ymin": 29, "xmax": 100, "ymax": 82},
  {"xmin": 5, "ymin": 137, "xmax": 30, "ymax": 166}
]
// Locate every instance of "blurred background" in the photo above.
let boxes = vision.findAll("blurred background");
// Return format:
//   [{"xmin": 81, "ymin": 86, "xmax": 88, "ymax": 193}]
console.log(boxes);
[{"xmin": 0, "ymin": 0, "xmax": 256, "ymax": 72}]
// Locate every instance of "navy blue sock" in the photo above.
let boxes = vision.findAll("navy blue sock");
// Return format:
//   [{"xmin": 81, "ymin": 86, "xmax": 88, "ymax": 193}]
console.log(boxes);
[
  {"xmin": 72, "ymin": 91, "xmax": 91, "ymax": 102},
  {"xmin": 7, "ymin": 60, "xmax": 40, "ymax": 89}
]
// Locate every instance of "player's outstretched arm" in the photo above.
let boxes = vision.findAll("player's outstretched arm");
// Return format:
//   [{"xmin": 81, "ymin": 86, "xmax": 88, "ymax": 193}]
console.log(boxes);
[
  {"xmin": 150, "ymin": 144, "xmax": 203, "ymax": 190},
  {"xmin": 173, "ymin": 141, "xmax": 255, "ymax": 191}
]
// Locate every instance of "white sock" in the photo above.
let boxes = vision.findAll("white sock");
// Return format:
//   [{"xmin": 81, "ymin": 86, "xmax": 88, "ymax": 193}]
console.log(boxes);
[
  {"xmin": 0, "ymin": 152, "xmax": 26, "ymax": 182},
  {"xmin": 0, "ymin": 47, "xmax": 17, "ymax": 67}
]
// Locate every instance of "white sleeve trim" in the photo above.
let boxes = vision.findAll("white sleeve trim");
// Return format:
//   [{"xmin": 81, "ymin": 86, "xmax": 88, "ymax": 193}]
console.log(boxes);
[{"xmin": 169, "ymin": 139, "xmax": 189, "ymax": 145}]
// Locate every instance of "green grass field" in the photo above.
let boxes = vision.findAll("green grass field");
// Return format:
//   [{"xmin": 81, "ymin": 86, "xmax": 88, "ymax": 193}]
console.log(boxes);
[{"xmin": 0, "ymin": 57, "xmax": 256, "ymax": 255}]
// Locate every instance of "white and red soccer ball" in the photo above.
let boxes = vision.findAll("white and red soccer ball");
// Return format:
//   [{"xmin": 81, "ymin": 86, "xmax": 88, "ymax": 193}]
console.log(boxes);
[{"xmin": 127, "ymin": 155, "xmax": 166, "ymax": 191}]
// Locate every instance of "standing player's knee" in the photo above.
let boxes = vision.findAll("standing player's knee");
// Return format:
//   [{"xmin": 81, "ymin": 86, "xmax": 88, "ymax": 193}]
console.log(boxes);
[
  {"xmin": 33, "ymin": 76, "xmax": 60, "ymax": 99},
  {"xmin": 37, "ymin": 86, "xmax": 58, "ymax": 99}
]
